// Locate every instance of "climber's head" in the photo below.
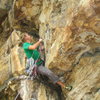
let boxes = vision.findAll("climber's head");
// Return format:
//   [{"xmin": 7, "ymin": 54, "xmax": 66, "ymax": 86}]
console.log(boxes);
[{"xmin": 22, "ymin": 33, "xmax": 32, "ymax": 42}]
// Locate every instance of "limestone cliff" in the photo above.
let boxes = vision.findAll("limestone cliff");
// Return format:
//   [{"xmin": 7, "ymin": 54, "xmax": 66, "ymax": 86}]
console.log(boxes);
[{"xmin": 0, "ymin": 0, "xmax": 100, "ymax": 100}]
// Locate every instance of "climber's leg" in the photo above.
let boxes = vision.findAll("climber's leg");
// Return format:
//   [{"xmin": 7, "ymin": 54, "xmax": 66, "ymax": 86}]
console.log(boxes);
[
  {"xmin": 37, "ymin": 65, "xmax": 72, "ymax": 90},
  {"xmin": 56, "ymin": 81, "xmax": 66, "ymax": 88},
  {"xmin": 37, "ymin": 65, "xmax": 59, "ymax": 84},
  {"xmin": 56, "ymin": 81, "xmax": 72, "ymax": 90}
]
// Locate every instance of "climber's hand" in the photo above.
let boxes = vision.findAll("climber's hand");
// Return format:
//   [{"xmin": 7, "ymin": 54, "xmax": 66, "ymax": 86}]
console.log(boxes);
[
  {"xmin": 39, "ymin": 38, "xmax": 43, "ymax": 42},
  {"xmin": 28, "ymin": 39, "xmax": 43, "ymax": 50}
]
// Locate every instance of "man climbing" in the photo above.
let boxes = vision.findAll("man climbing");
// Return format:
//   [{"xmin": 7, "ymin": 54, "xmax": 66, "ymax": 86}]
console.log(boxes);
[{"xmin": 22, "ymin": 33, "xmax": 72, "ymax": 91}]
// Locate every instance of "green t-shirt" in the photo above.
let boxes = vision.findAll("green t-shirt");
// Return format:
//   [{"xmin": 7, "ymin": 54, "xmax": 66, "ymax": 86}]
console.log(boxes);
[{"xmin": 22, "ymin": 42, "xmax": 43, "ymax": 66}]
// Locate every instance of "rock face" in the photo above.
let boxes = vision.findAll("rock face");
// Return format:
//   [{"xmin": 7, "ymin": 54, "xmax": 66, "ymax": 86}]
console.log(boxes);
[
  {"xmin": 19, "ymin": 80, "xmax": 60, "ymax": 100},
  {"xmin": 0, "ymin": 0, "xmax": 100, "ymax": 100},
  {"xmin": 0, "ymin": 30, "xmax": 25, "ymax": 84}
]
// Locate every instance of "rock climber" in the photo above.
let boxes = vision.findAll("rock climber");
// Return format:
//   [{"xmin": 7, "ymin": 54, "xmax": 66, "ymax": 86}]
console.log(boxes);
[{"xmin": 21, "ymin": 33, "xmax": 72, "ymax": 91}]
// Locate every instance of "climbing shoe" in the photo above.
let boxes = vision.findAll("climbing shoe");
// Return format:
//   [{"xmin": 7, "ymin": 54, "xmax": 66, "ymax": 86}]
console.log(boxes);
[{"xmin": 65, "ymin": 86, "xmax": 72, "ymax": 91}]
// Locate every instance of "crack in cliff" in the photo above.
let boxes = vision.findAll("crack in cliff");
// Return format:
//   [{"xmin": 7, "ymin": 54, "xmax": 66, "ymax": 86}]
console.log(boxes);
[
  {"xmin": 72, "ymin": 47, "xmax": 100, "ymax": 67},
  {"xmin": 57, "ymin": 47, "xmax": 100, "ymax": 84}
]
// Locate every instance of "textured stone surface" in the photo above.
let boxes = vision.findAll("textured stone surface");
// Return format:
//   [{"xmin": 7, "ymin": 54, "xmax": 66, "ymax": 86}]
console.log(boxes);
[
  {"xmin": 19, "ymin": 80, "xmax": 59, "ymax": 100},
  {"xmin": 0, "ymin": 0, "xmax": 100, "ymax": 100},
  {"xmin": 0, "ymin": 30, "xmax": 25, "ymax": 85}
]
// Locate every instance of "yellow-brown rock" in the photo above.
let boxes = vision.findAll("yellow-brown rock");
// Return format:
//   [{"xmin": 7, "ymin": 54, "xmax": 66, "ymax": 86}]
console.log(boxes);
[
  {"xmin": 0, "ymin": 30, "xmax": 25, "ymax": 85},
  {"xmin": 0, "ymin": 0, "xmax": 100, "ymax": 100}
]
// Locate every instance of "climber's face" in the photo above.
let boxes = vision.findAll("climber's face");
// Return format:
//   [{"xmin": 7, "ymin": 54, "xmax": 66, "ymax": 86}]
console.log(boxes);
[{"xmin": 24, "ymin": 33, "xmax": 32, "ymax": 42}]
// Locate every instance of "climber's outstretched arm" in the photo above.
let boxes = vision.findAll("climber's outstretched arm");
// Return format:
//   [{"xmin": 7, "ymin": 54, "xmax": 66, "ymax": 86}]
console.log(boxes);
[{"xmin": 28, "ymin": 39, "xmax": 42, "ymax": 50}]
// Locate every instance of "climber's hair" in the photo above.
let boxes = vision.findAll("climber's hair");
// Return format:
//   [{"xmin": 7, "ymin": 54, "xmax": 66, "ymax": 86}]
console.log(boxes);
[
  {"xmin": 19, "ymin": 32, "xmax": 30, "ymax": 47},
  {"xmin": 21, "ymin": 32, "xmax": 29, "ymax": 42}
]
